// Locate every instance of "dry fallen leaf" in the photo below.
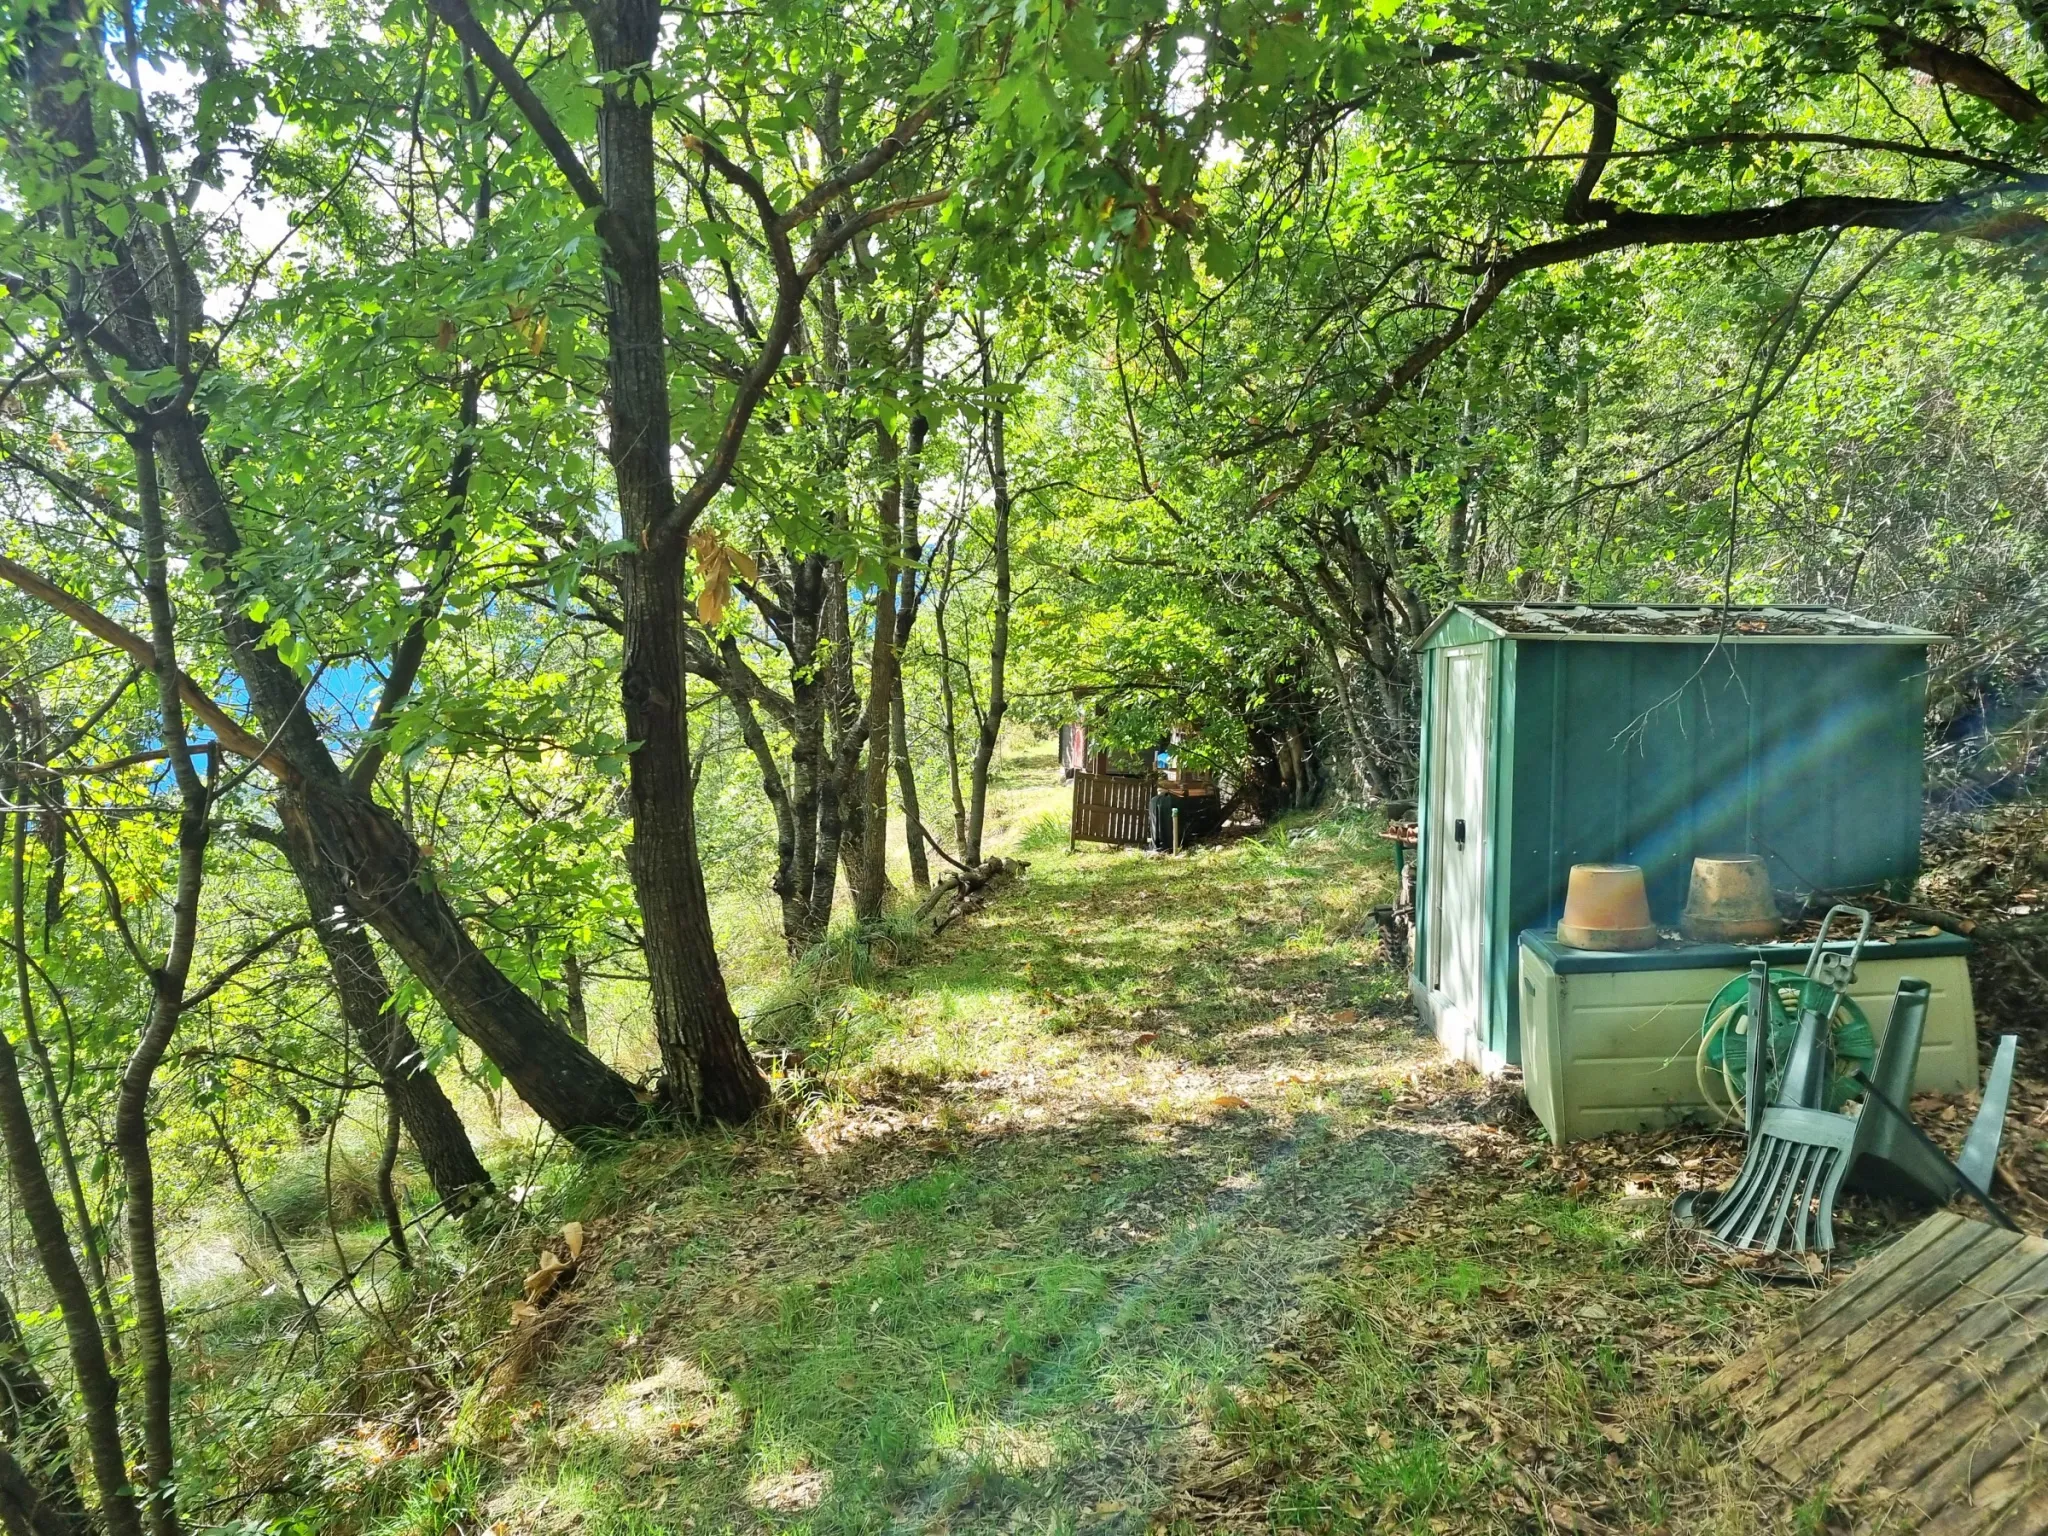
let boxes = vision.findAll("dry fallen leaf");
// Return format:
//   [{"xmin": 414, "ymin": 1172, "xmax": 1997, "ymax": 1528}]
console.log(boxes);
[
  {"xmin": 561, "ymin": 1221, "xmax": 584, "ymax": 1261},
  {"xmin": 1211, "ymin": 1093, "xmax": 1251, "ymax": 1110},
  {"xmin": 523, "ymin": 1249, "xmax": 569, "ymax": 1303}
]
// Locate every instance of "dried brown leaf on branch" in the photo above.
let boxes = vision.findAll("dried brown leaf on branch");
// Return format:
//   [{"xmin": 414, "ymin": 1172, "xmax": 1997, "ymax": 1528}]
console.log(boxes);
[{"xmin": 691, "ymin": 529, "xmax": 760, "ymax": 625}]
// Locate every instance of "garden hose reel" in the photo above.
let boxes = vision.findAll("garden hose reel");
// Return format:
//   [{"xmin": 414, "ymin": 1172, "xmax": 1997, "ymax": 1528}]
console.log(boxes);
[{"xmin": 1695, "ymin": 905, "xmax": 1879, "ymax": 1122}]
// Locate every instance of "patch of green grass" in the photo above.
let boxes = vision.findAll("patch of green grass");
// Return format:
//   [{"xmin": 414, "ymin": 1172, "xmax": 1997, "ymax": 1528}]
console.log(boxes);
[
  {"xmin": 1185, "ymin": 1146, "xmax": 1786, "ymax": 1534},
  {"xmin": 371, "ymin": 1447, "xmax": 487, "ymax": 1536},
  {"xmin": 279, "ymin": 796, "xmax": 1452, "ymax": 1535},
  {"xmin": 1016, "ymin": 810, "xmax": 1072, "ymax": 854}
]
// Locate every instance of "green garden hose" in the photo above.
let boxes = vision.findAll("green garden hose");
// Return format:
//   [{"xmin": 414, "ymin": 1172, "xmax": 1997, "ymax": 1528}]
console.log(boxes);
[{"xmin": 1697, "ymin": 967, "xmax": 1877, "ymax": 1120}]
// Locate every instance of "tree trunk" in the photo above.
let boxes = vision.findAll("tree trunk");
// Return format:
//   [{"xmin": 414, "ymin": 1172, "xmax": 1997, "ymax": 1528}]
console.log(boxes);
[
  {"xmin": 119, "ymin": 431, "xmax": 202, "ymax": 1536},
  {"xmin": 616, "ymin": 559, "xmax": 766, "ymax": 1119},
  {"xmin": 376, "ymin": 1092, "xmax": 412, "ymax": 1271},
  {"xmin": 563, "ymin": 947, "xmax": 591, "ymax": 1042},
  {"xmin": 0, "ymin": 1287, "xmax": 85, "ymax": 1533},
  {"xmin": 0, "ymin": 1026, "xmax": 135, "ymax": 1536},
  {"xmin": 283, "ymin": 779, "xmax": 647, "ymax": 1137},
  {"xmin": 933, "ymin": 524, "xmax": 970, "ymax": 851},
  {"xmin": 6, "ymin": 795, "xmax": 120, "ymax": 1361},
  {"xmin": 587, "ymin": 0, "xmax": 767, "ymax": 1121},
  {"xmin": 0, "ymin": 1441, "xmax": 85, "ymax": 1536},
  {"xmin": 16, "ymin": 0, "xmax": 646, "ymax": 1149},
  {"xmin": 965, "ymin": 339, "xmax": 1013, "ymax": 865},
  {"xmin": 891, "ymin": 679, "xmax": 929, "ymax": 893},
  {"xmin": 892, "ymin": 398, "xmax": 931, "ymax": 892},
  {"xmin": 855, "ymin": 431, "xmax": 904, "ymax": 920},
  {"xmin": 270, "ymin": 803, "xmax": 494, "ymax": 1205},
  {"xmin": 154, "ymin": 417, "xmax": 647, "ymax": 1141}
]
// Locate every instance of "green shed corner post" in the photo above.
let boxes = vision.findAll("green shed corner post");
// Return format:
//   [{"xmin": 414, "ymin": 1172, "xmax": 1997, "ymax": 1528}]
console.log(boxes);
[
  {"xmin": 1411, "ymin": 602, "xmax": 1940, "ymax": 1083},
  {"xmin": 1411, "ymin": 607, "xmax": 1512, "ymax": 1072}
]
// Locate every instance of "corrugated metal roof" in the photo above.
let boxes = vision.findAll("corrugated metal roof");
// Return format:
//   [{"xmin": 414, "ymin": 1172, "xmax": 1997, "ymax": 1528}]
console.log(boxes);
[{"xmin": 1418, "ymin": 602, "xmax": 1942, "ymax": 646}]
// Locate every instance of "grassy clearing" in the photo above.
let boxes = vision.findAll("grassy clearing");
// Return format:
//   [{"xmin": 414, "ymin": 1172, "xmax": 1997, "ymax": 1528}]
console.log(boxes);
[
  {"xmin": 263, "ymin": 747, "xmax": 1827, "ymax": 1535},
  {"xmin": 1175, "ymin": 1112, "xmax": 1787, "ymax": 1534}
]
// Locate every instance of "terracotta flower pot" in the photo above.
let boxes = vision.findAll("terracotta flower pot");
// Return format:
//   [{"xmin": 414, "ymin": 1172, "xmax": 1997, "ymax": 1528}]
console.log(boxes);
[
  {"xmin": 1680, "ymin": 855, "xmax": 1783, "ymax": 943},
  {"xmin": 1556, "ymin": 863, "xmax": 1658, "ymax": 951}
]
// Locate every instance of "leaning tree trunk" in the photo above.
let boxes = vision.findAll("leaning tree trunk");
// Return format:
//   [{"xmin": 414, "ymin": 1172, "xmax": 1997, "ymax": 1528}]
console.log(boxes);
[
  {"xmin": 290, "ymin": 780, "xmax": 648, "ymax": 1136},
  {"xmin": 16, "ymin": 0, "xmax": 650, "ymax": 1149},
  {"xmin": 272, "ymin": 802, "xmax": 493, "ymax": 1204},
  {"xmin": 149, "ymin": 417, "xmax": 647, "ymax": 1142}
]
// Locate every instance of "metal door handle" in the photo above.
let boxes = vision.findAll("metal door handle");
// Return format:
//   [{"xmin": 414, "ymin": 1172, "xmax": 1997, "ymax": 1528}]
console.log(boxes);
[{"xmin": 1454, "ymin": 818, "xmax": 1467, "ymax": 848}]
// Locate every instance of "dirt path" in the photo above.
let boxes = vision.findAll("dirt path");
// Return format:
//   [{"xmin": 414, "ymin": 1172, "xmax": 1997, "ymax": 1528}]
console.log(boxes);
[
  {"xmin": 467, "ymin": 802, "xmax": 1822, "ymax": 1536},
  {"xmin": 480, "ymin": 810, "xmax": 1462, "ymax": 1534}
]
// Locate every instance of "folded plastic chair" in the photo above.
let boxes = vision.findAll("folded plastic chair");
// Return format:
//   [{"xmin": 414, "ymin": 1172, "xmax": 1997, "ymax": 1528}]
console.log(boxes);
[
  {"xmin": 1680, "ymin": 976, "xmax": 2023, "ymax": 1253},
  {"xmin": 1846, "ymin": 978, "xmax": 2018, "ymax": 1213},
  {"xmin": 1701, "ymin": 995, "xmax": 1860, "ymax": 1254}
]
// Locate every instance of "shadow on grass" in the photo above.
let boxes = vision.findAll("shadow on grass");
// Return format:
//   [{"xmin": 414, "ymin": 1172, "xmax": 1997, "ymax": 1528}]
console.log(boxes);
[
  {"xmin": 500, "ymin": 1102, "xmax": 1447, "ymax": 1536},
  {"xmin": 465, "ymin": 809, "xmax": 1426, "ymax": 1534}
]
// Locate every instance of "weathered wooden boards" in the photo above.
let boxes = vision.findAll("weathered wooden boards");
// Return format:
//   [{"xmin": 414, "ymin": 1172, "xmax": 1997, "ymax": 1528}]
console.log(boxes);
[
  {"xmin": 1070, "ymin": 771, "xmax": 1154, "ymax": 849},
  {"xmin": 1705, "ymin": 1210, "xmax": 2048, "ymax": 1533}
]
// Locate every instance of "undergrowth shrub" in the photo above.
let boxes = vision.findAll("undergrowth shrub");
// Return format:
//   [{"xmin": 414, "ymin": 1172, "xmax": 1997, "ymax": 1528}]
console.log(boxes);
[
  {"xmin": 248, "ymin": 1137, "xmax": 420, "ymax": 1238},
  {"xmin": 1016, "ymin": 809, "xmax": 1069, "ymax": 853}
]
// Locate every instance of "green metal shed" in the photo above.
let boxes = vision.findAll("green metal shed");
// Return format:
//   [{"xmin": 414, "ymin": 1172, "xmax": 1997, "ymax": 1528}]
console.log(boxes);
[{"xmin": 1411, "ymin": 603, "xmax": 1941, "ymax": 1072}]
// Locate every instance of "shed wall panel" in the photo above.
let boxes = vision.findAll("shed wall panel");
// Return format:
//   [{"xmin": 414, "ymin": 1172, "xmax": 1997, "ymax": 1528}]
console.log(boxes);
[{"xmin": 1499, "ymin": 640, "xmax": 1928, "ymax": 1058}]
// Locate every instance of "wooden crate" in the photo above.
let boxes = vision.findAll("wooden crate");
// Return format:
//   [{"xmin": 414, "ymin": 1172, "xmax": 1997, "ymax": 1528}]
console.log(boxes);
[{"xmin": 1071, "ymin": 771, "xmax": 1154, "ymax": 849}]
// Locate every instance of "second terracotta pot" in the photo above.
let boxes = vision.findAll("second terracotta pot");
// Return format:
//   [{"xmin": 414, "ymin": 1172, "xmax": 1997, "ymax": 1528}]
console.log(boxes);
[{"xmin": 1680, "ymin": 855, "xmax": 1783, "ymax": 942}]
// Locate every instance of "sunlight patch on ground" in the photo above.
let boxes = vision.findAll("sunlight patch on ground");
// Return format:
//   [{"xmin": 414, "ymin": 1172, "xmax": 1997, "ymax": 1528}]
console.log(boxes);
[
  {"xmin": 473, "ymin": 797, "xmax": 1457, "ymax": 1534},
  {"xmin": 746, "ymin": 1462, "xmax": 832, "ymax": 1512},
  {"xmin": 572, "ymin": 1355, "xmax": 734, "ymax": 1452}
]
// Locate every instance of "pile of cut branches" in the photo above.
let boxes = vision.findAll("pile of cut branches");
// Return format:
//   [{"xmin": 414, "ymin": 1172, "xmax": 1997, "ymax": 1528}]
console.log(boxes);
[
  {"xmin": 1883, "ymin": 802, "xmax": 2048, "ymax": 1077},
  {"xmin": 916, "ymin": 855, "xmax": 1029, "ymax": 934}
]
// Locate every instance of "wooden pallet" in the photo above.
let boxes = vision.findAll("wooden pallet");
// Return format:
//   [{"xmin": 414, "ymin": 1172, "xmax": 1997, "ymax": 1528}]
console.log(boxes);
[
  {"xmin": 1705, "ymin": 1210, "xmax": 2048, "ymax": 1533},
  {"xmin": 1070, "ymin": 771, "xmax": 1154, "ymax": 849}
]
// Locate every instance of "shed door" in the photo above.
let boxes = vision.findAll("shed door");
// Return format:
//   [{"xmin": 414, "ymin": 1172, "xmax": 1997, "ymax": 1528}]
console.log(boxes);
[{"xmin": 1430, "ymin": 645, "xmax": 1491, "ymax": 1026}]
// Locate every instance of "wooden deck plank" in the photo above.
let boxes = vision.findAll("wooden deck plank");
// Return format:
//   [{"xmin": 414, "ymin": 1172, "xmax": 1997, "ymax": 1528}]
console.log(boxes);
[
  {"xmin": 1884, "ymin": 1379, "xmax": 2048, "ymax": 1532},
  {"xmin": 1748, "ymin": 1222, "xmax": 2025, "ymax": 1437},
  {"xmin": 1831, "ymin": 1317, "xmax": 2048, "ymax": 1499},
  {"xmin": 1706, "ymin": 1211, "xmax": 1964, "ymax": 1399},
  {"xmin": 1984, "ymin": 1478, "xmax": 2048, "ymax": 1535},
  {"xmin": 1712, "ymin": 1213, "xmax": 2048, "ymax": 1533},
  {"xmin": 1736, "ymin": 1217, "xmax": 2005, "ymax": 1413},
  {"xmin": 1913, "ymin": 1437, "xmax": 2048, "ymax": 1536},
  {"xmin": 1752, "ymin": 1243, "xmax": 2048, "ymax": 1478}
]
